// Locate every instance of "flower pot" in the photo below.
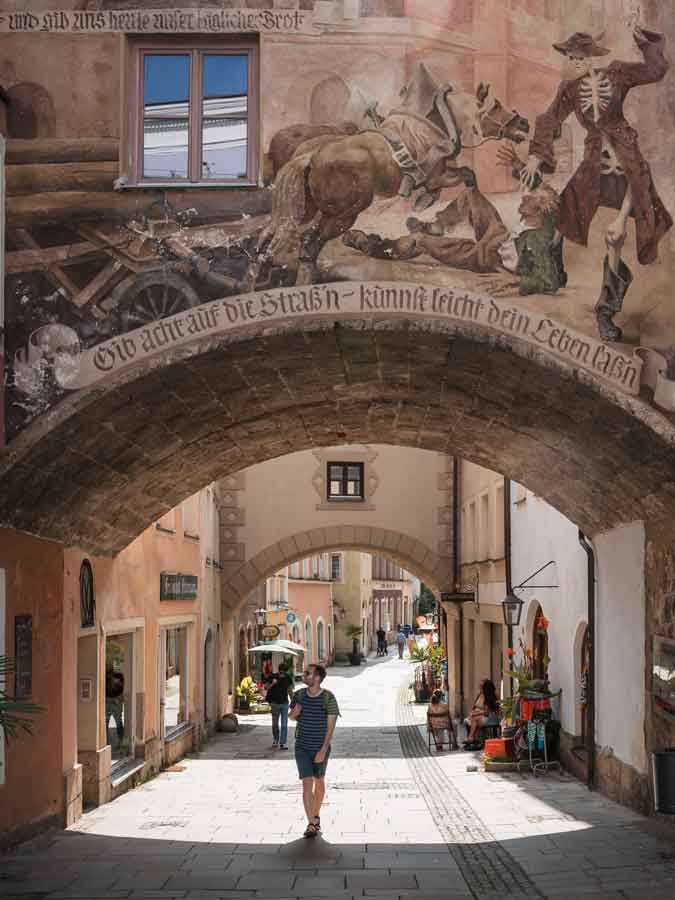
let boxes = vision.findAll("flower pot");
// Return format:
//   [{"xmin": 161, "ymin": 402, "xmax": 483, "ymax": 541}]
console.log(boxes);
[{"xmin": 349, "ymin": 652, "xmax": 362, "ymax": 666}]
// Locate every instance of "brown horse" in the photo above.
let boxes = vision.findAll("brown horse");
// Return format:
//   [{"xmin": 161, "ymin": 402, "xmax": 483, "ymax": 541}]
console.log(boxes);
[{"xmin": 254, "ymin": 82, "xmax": 529, "ymax": 286}]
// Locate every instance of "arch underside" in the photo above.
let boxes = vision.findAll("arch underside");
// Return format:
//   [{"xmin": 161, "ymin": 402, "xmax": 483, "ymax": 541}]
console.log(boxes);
[{"xmin": 2, "ymin": 319, "xmax": 675, "ymax": 555}]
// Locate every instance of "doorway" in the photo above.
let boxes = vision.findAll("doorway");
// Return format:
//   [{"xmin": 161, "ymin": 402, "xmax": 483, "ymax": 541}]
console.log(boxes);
[{"xmin": 105, "ymin": 632, "xmax": 134, "ymax": 764}]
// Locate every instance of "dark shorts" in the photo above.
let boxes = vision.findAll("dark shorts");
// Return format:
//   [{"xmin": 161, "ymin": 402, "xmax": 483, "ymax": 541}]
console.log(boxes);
[{"xmin": 295, "ymin": 745, "xmax": 330, "ymax": 780}]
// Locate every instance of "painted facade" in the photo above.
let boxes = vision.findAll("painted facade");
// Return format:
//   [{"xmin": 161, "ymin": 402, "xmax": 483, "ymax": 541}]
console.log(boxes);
[
  {"xmin": 0, "ymin": 484, "xmax": 226, "ymax": 845},
  {"xmin": 4, "ymin": 0, "xmax": 675, "ymax": 450}
]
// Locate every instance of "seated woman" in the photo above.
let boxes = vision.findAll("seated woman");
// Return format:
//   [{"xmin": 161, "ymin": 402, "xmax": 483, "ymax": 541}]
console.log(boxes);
[
  {"xmin": 463, "ymin": 679, "xmax": 500, "ymax": 749},
  {"xmin": 426, "ymin": 689, "xmax": 454, "ymax": 751}
]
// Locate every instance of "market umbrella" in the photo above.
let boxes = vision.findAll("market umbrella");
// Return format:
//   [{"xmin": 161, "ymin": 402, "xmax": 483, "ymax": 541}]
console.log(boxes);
[
  {"xmin": 276, "ymin": 639, "xmax": 305, "ymax": 653},
  {"xmin": 247, "ymin": 642, "xmax": 300, "ymax": 655}
]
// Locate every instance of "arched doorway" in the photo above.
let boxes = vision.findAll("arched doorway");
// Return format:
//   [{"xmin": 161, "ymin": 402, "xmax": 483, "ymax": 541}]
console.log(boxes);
[
  {"xmin": 305, "ymin": 617, "xmax": 313, "ymax": 662},
  {"xmin": 309, "ymin": 75, "xmax": 350, "ymax": 123},
  {"xmin": 532, "ymin": 604, "xmax": 549, "ymax": 681}
]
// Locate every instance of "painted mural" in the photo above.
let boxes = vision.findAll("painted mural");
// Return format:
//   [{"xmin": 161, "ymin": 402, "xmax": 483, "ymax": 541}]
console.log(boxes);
[{"xmin": 3, "ymin": 1, "xmax": 675, "ymax": 439}]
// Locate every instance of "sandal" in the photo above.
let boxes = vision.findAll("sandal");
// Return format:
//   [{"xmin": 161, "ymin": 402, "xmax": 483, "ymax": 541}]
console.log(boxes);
[{"xmin": 303, "ymin": 817, "xmax": 320, "ymax": 839}]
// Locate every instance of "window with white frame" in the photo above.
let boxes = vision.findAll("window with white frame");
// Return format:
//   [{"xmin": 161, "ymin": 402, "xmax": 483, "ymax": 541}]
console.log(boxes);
[{"xmin": 331, "ymin": 553, "xmax": 343, "ymax": 582}]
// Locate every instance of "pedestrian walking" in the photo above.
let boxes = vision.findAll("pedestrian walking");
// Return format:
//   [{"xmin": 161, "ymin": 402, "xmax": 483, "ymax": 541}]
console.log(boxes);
[
  {"xmin": 263, "ymin": 662, "xmax": 294, "ymax": 750},
  {"xmin": 289, "ymin": 663, "xmax": 340, "ymax": 838},
  {"xmin": 376, "ymin": 626, "xmax": 387, "ymax": 656},
  {"xmin": 396, "ymin": 626, "xmax": 407, "ymax": 659}
]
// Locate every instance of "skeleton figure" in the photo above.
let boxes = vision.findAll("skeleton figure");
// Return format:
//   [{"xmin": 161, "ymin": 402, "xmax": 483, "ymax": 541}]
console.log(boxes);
[{"xmin": 520, "ymin": 26, "xmax": 672, "ymax": 341}]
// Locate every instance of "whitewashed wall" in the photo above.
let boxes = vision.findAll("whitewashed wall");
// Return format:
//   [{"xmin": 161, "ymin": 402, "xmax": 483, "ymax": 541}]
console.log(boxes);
[
  {"xmin": 511, "ymin": 489, "xmax": 646, "ymax": 773},
  {"xmin": 595, "ymin": 521, "xmax": 646, "ymax": 772}
]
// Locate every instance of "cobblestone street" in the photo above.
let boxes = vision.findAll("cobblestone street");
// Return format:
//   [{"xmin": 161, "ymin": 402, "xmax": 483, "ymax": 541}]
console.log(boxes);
[{"xmin": 3, "ymin": 655, "xmax": 675, "ymax": 900}]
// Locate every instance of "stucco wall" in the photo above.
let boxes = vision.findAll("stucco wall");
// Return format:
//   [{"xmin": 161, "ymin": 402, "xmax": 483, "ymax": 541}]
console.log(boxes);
[
  {"xmin": 511, "ymin": 490, "xmax": 588, "ymax": 738},
  {"xmin": 286, "ymin": 579, "xmax": 332, "ymax": 665},
  {"xmin": 595, "ymin": 521, "xmax": 646, "ymax": 773},
  {"xmin": 238, "ymin": 446, "xmax": 448, "ymax": 572},
  {"xmin": 0, "ymin": 529, "xmax": 65, "ymax": 839}
]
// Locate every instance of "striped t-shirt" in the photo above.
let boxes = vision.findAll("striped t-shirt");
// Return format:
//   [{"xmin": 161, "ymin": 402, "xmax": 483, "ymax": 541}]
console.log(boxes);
[{"xmin": 291, "ymin": 688, "xmax": 340, "ymax": 752}]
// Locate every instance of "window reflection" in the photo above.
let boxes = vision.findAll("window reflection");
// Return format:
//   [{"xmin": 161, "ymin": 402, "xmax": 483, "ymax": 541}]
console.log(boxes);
[
  {"xmin": 202, "ymin": 53, "xmax": 248, "ymax": 179},
  {"xmin": 143, "ymin": 54, "xmax": 189, "ymax": 179}
]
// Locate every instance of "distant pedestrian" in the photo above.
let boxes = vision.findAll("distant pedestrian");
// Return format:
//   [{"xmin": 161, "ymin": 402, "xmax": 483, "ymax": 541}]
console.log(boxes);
[
  {"xmin": 289, "ymin": 664, "xmax": 340, "ymax": 838},
  {"xmin": 376, "ymin": 627, "xmax": 387, "ymax": 656},
  {"xmin": 264, "ymin": 662, "xmax": 294, "ymax": 750},
  {"xmin": 396, "ymin": 627, "xmax": 407, "ymax": 659}
]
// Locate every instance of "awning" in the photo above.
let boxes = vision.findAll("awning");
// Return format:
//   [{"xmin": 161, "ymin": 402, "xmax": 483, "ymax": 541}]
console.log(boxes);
[{"xmin": 247, "ymin": 642, "xmax": 300, "ymax": 656}]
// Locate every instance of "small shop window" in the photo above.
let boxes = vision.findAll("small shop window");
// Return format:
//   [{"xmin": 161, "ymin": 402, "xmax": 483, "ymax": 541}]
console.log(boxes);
[
  {"xmin": 127, "ymin": 39, "xmax": 259, "ymax": 185},
  {"xmin": 327, "ymin": 462, "xmax": 364, "ymax": 501}
]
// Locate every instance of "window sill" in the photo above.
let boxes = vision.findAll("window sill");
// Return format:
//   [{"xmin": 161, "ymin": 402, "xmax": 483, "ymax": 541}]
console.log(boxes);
[
  {"xmin": 117, "ymin": 180, "xmax": 261, "ymax": 191},
  {"xmin": 164, "ymin": 722, "xmax": 193, "ymax": 744},
  {"xmin": 183, "ymin": 532, "xmax": 200, "ymax": 542},
  {"xmin": 111, "ymin": 758, "xmax": 144, "ymax": 788},
  {"xmin": 156, "ymin": 525, "xmax": 175, "ymax": 535}
]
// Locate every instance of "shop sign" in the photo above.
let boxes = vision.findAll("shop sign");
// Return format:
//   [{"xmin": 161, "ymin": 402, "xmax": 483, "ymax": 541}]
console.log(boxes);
[
  {"xmin": 262, "ymin": 625, "xmax": 280, "ymax": 640},
  {"xmin": 286, "ymin": 612, "xmax": 297, "ymax": 624},
  {"xmin": 160, "ymin": 572, "xmax": 199, "ymax": 601}
]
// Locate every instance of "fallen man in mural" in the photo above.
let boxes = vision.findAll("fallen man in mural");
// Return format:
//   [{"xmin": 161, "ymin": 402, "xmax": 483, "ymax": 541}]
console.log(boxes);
[
  {"xmin": 343, "ymin": 180, "xmax": 563, "ymax": 296},
  {"xmin": 520, "ymin": 25, "xmax": 672, "ymax": 341}
]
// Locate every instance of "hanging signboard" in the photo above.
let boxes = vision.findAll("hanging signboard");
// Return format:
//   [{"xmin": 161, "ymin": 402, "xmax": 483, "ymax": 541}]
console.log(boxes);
[{"xmin": 262, "ymin": 625, "xmax": 280, "ymax": 640}]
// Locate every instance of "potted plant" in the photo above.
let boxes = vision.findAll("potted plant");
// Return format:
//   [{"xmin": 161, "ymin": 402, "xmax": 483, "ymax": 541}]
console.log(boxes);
[
  {"xmin": 345, "ymin": 623, "xmax": 364, "ymax": 666},
  {"xmin": 235, "ymin": 675, "xmax": 261, "ymax": 711},
  {"xmin": 0, "ymin": 655, "xmax": 42, "ymax": 739}
]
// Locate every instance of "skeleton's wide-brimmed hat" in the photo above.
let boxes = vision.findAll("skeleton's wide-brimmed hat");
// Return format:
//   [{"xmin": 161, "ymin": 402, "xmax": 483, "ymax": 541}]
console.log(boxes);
[{"xmin": 553, "ymin": 32, "xmax": 610, "ymax": 57}]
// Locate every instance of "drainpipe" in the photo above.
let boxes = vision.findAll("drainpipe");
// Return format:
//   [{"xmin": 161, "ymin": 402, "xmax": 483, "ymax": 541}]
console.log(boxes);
[
  {"xmin": 504, "ymin": 477, "xmax": 514, "ymax": 696},
  {"xmin": 452, "ymin": 457, "xmax": 464, "ymax": 717},
  {"xmin": 578, "ymin": 530, "xmax": 596, "ymax": 791}
]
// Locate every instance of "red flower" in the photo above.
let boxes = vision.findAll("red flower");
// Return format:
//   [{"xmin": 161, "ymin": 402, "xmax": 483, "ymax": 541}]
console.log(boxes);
[{"xmin": 506, "ymin": 648, "xmax": 514, "ymax": 657}]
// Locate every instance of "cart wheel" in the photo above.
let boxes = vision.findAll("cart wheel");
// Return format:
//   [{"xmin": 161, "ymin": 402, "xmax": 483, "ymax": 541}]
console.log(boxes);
[{"xmin": 111, "ymin": 271, "xmax": 201, "ymax": 332}]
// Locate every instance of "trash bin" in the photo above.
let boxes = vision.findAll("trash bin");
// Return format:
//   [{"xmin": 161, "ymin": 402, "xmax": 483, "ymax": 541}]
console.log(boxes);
[{"xmin": 654, "ymin": 749, "xmax": 675, "ymax": 814}]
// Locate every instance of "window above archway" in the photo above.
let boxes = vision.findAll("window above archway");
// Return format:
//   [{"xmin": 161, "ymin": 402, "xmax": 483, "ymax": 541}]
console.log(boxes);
[{"xmin": 312, "ymin": 447, "xmax": 379, "ymax": 511}]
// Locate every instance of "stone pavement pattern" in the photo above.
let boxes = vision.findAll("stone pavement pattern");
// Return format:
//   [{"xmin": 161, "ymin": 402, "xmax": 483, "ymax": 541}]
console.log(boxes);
[{"xmin": 3, "ymin": 654, "xmax": 675, "ymax": 899}]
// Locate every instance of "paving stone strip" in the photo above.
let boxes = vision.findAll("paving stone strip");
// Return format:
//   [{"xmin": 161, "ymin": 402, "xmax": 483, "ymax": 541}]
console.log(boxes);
[{"xmin": 396, "ymin": 680, "xmax": 545, "ymax": 900}]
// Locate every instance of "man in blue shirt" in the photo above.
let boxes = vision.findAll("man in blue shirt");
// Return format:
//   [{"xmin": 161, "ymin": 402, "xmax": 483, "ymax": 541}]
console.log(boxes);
[{"xmin": 289, "ymin": 664, "xmax": 340, "ymax": 838}]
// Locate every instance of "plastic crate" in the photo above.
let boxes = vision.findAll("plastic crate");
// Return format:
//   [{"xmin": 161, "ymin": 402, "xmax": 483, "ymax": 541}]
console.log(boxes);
[{"xmin": 484, "ymin": 737, "xmax": 514, "ymax": 760}]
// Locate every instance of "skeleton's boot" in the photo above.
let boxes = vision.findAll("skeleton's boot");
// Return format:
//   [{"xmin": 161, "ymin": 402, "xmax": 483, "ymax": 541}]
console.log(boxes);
[
  {"xmin": 595, "ymin": 255, "xmax": 633, "ymax": 343},
  {"xmin": 551, "ymin": 237, "xmax": 567, "ymax": 289}
]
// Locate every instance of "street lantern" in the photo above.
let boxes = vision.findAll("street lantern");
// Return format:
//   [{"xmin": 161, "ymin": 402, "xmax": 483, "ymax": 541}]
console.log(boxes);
[
  {"xmin": 255, "ymin": 608, "xmax": 267, "ymax": 626},
  {"xmin": 502, "ymin": 593, "xmax": 524, "ymax": 627}
]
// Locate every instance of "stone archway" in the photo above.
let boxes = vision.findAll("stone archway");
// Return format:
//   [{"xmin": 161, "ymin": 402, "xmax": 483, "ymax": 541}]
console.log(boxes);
[
  {"xmin": 221, "ymin": 525, "xmax": 446, "ymax": 612},
  {"xmin": 2, "ymin": 310, "xmax": 675, "ymax": 556}
]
